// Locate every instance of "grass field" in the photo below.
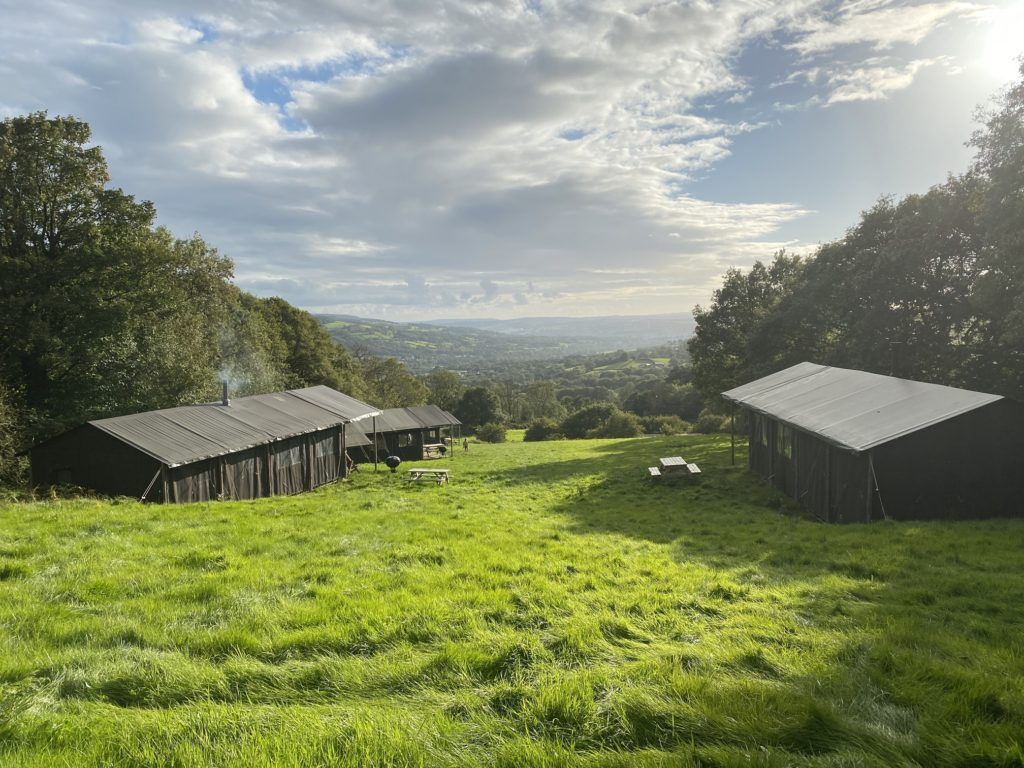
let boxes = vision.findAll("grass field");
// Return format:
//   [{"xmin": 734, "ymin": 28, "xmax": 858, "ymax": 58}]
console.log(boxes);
[{"xmin": 1, "ymin": 435, "xmax": 1022, "ymax": 767}]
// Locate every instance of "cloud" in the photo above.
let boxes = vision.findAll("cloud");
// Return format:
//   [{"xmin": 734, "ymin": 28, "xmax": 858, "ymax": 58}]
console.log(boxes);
[
  {"xmin": 825, "ymin": 56, "xmax": 944, "ymax": 104},
  {"xmin": 788, "ymin": 1, "xmax": 978, "ymax": 55},
  {"xmin": 0, "ymin": 0, "xmax": 981, "ymax": 319}
]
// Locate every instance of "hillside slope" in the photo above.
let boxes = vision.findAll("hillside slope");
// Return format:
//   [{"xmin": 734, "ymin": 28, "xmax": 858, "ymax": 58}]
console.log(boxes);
[{"xmin": 1, "ymin": 434, "xmax": 1021, "ymax": 766}]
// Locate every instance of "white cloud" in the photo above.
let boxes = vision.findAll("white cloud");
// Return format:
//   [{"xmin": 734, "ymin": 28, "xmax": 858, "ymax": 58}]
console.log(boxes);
[
  {"xmin": 825, "ymin": 56, "xmax": 944, "ymax": 104},
  {"xmin": 788, "ymin": 1, "xmax": 979, "ymax": 55}
]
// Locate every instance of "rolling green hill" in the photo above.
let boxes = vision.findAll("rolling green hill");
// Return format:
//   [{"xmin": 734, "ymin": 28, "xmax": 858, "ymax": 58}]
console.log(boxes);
[
  {"xmin": 1, "ymin": 434, "xmax": 1022, "ymax": 766},
  {"xmin": 316, "ymin": 314, "xmax": 693, "ymax": 373}
]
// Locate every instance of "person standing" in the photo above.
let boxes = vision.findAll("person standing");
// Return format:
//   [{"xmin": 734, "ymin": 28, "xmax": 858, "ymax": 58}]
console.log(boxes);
[{"xmin": 463, "ymin": 438, "xmax": 469, "ymax": 452}]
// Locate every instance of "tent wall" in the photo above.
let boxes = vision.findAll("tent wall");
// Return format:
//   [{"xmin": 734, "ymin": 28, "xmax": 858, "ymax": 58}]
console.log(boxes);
[
  {"xmin": 872, "ymin": 400, "xmax": 1024, "ymax": 520},
  {"xmin": 30, "ymin": 425, "xmax": 163, "ymax": 500},
  {"xmin": 167, "ymin": 458, "xmax": 218, "ymax": 503},
  {"xmin": 126, "ymin": 425, "xmax": 349, "ymax": 503},
  {"xmin": 743, "ymin": 399, "xmax": 1024, "ymax": 522}
]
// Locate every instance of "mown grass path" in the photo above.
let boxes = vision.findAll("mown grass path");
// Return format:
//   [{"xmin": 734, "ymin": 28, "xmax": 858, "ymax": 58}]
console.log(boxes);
[{"xmin": 1, "ymin": 435, "xmax": 1022, "ymax": 766}]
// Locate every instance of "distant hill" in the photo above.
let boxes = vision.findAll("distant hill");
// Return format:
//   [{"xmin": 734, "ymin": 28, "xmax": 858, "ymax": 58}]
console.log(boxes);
[
  {"xmin": 425, "ymin": 313, "xmax": 695, "ymax": 347},
  {"xmin": 316, "ymin": 313, "xmax": 694, "ymax": 374}
]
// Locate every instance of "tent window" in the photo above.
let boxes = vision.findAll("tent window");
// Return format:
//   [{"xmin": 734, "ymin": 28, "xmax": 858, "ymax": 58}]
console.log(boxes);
[
  {"xmin": 778, "ymin": 425, "xmax": 793, "ymax": 460},
  {"xmin": 279, "ymin": 445, "xmax": 302, "ymax": 467},
  {"xmin": 398, "ymin": 432, "xmax": 414, "ymax": 448},
  {"xmin": 314, "ymin": 436, "xmax": 335, "ymax": 458}
]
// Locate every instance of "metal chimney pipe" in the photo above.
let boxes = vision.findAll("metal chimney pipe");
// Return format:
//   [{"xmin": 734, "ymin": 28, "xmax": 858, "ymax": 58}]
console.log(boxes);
[{"xmin": 222, "ymin": 381, "xmax": 230, "ymax": 406}]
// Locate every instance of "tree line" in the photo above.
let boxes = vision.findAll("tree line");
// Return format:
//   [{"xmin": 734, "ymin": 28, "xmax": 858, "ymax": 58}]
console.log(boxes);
[
  {"xmin": 689, "ymin": 64, "xmax": 1024, "ymax": 407},
  {"xmin": 0, "ymin": 113, "xmax": 426, "ymax": 484}
]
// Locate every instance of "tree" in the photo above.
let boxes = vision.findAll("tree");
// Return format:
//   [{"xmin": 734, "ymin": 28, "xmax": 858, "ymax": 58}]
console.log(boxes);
[
  {"xmin": 968, "ymin": 61, "xmax": 1024, "ymax": 397},
  {"xmin": 0, "ymin": 113, "xmax": 236, "ymax": 437},
  {"xmin": 688, "ymin": 251, "xmax": 803, "ymax": 403},
  {"xmin": 522, "ymin": 381, "xmax": 565, "ymax": 421},
  {"xmin": 424, "ymin": 368, "xmax": 464, "ymax": 411},
  {"xmin": 455, "ymin": 386, "xmax": 502, "ymax": 428},
  {"xmin": 360, "ymin": 357, "xmax": 427, "ymax": 408}
]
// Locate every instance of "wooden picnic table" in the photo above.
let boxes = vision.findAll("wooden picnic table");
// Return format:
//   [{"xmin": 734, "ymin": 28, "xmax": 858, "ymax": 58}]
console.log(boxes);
[
  {"xmin": 649, "ymin": 457, "xmax": 702, "ymax": 481},
  {"xmin": 658, "ymin": 456, "xmax": 689, "ymax": 472},
  {"xmin": 406, "ymin": 468, "xmax": 450, "ymax": 485}
]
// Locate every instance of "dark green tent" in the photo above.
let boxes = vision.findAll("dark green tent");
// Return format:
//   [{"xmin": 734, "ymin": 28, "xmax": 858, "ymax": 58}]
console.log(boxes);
[
  {"xmin": 30, "ymin": 386, "xmax": 380, "ymax": 503},
  {"xmin": 723, "ymin": 363, "xmax": 1024, "ymax": 522}
]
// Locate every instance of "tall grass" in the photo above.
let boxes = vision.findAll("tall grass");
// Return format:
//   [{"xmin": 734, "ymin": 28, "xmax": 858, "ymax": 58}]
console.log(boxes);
[{"xmin": 0, "ymin": 434, "xmax": 1021, "ymax": 766}]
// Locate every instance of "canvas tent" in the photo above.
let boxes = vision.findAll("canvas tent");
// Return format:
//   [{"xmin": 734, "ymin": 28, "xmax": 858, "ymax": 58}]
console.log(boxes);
[
  {"xmin": 722, "ymin": 363, "xmax": 1024, "ymax": 522},
  {"xmin": 350, "ymin": 405, "xmax": 462, "ymax": 461},
  {"xmin": 30, "ymin": 386, "xmax": 381, "ymax": 503}
]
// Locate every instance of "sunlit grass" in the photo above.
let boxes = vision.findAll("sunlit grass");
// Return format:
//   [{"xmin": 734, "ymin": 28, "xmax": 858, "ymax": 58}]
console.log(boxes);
[{"xmin": 1, "ymin": 435, "xmax": 1022, "ymax": 766}]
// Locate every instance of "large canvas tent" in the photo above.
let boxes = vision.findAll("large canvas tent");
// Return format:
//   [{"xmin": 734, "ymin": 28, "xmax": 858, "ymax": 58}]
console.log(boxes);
[
  {"xmin": 30, "ymin": 386, "xmax": 381, "ymax": 503},
  {"xmin": 722, "ymin": 363, "xmax": 1024, "ymax": 522}
]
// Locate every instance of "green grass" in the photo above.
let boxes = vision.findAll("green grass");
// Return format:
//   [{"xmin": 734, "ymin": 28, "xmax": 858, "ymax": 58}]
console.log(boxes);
[{"xmin": 1, "ymin": 435, "xmax": 1023, "ymax": 767}]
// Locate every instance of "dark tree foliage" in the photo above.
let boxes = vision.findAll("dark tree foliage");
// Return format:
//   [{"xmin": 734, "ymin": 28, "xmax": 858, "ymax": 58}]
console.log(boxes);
[
  {"xmin": 687, "ymin": 252, "xmax": 803, "ymax": 403},
  {"xmin": 424, "ymin": 368, "xmax": 464, "ymax": 412},
  {"xmin": 359, "ymin": 356, "xmax": 427, "ymax": 409},
  {"xmin": 559, "ymin": 403, "xmax": 617, "ymax": 439},
  {"xmin": 455, "ymin": 386, "xmax": 502, "ymax": 429},
  {"xmin": 0, "ymin": 113, "xmax": 234, "ymax": 436}
]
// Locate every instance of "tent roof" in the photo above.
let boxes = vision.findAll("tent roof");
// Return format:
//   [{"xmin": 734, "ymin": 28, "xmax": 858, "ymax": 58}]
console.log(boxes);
[
  {"xmin": 721, "ymin": 362, "xmax": 1003, "ymax": 452},
  {"xmin": 405, "ymin": 404, "xmax": 461, "ymax": 428},
  {"xmin": 287, "ymin": 385, "xmax": 382, "ymax": 422},
  {"xmin": 89, "ymin": 388, "xmax": 378, "ymax": 467}
]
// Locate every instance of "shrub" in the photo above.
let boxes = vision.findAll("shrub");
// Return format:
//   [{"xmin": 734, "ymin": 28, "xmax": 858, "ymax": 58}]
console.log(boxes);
[
  {"xmin": 477, "ymin": 423, "xmax": 507, "ymax": 443},
  {"xmin": 640, "ymin": 415, "xmax": 691, "ymax": 435},
  {"xmin": 693, "ymin": 409, "xmax": 730, "ymax": 434},
  {"xmin": 588, "ymin": 410, "xmax": 643, "ymax": 438},
  {"xmin": 559, "ymin": 404, "xmax": 617, "ymax": 439},
  {"xmin": 524, "ymin": 418, "xmax": 561, "ymax": 442}
]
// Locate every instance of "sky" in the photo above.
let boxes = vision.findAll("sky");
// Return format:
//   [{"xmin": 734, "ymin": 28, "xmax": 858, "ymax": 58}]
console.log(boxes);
[{"xmin": 1, "ymin": 0, "xmax": 1021, "ymax": 321}]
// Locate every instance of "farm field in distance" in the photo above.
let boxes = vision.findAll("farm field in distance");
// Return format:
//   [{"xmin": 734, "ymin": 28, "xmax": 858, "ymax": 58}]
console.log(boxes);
[{"xmin": 1, "ymin": 435, "xmax": 1022, "ymax": 767}]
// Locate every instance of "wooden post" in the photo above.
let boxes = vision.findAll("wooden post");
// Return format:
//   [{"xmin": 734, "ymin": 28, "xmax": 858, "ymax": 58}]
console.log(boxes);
[{"xmin": 373, "ymin": 415, "xmax": 379, "ymax": 472}]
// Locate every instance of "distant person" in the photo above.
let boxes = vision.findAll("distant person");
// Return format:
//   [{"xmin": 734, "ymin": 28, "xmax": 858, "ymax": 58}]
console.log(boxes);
[{"xmin": 463, "ymin": 438, "xmax": 469, "ymax": 452}]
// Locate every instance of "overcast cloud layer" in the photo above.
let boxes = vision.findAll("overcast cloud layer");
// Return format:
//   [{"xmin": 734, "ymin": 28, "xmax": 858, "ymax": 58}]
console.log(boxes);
[{"xmin": 0, "ymin": 0, "xmax": 1017, "ymax": 319}]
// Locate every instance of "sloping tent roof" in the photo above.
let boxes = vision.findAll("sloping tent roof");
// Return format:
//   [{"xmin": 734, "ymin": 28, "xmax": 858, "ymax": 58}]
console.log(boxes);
[
  {"xmin": 287, "ymin": 385, "xmax": 382, "ymax": 423},
  {"xmin": 721, "ymin": 362, "xmax": 1003, "ymax": 453},
  {"xmin": 441, "ymin": 409, "xmax": 462, "ymax": 426},
  {"xmin": 404, "ymin": 404, "xmax": 462, "ymax": 428},
  {"xmin": 371, "ymin": 407, "xmax": 427, "ymax": 433},
  {"xmin": 90, "ymin": 388, "xmax": 379, "ymax": 467}
]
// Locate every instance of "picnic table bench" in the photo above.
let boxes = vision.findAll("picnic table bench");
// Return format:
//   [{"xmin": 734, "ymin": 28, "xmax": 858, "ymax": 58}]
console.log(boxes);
[
  {"xmin": 648, "ymin": 456, "xmax": 701, "ymax": 481},
  {"xmin": 406, "ymin": 468, "xmax": 450, "ymax": 485}
]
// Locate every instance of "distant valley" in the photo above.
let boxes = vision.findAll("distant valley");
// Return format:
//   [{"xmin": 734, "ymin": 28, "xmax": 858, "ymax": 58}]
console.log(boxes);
[{"xmin": 317, "ymin": 313, "xmax": 694, "ymax": 373}]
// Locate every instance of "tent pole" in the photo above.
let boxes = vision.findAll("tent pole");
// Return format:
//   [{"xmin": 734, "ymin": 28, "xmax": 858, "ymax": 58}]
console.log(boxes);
[
  {"xmin": 373, "ymin": 415, "xmax": 379, "ymax": 472},
  {"xmin": 139, "ymin": 467, "xmax": 162, "ymax": 503},
  {"xmin": 866, "ymin": 452, "xmax": 874, "ymax": 523},
  {"xmin": 730, "ymin": 404, "xmax": 736, "ymax": 466}
]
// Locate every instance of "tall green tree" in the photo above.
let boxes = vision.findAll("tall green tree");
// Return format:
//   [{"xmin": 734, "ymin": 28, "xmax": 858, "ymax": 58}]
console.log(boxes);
[
  {"xmin": 968, "ymin": 61, "xmax": 1024, "ymax": 397},
  {"xmin": 0, "ymin": 113, "xmax": 234, "ymax": 436},
  {"xmin": 688, "ymin": 251, "xmax": 803, "ymax": 403},
  {"xmin": 455, "ymin": 386, "xmax": 502, "ymax": 428},
  {"xmin": 359, "ymin": 357, "xmax": 427, "ymax": 408},
  {"xmin": 424, "ymin": 368, "xmax": 464, "ymax": 411}
]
